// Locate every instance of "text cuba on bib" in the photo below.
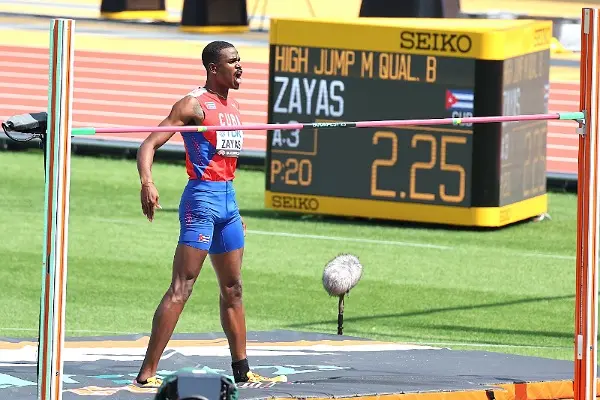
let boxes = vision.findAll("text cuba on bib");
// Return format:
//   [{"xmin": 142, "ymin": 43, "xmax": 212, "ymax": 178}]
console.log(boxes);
[{"xmin": 216, "ymin": 112, "xmax": 243, "ymax": 157}]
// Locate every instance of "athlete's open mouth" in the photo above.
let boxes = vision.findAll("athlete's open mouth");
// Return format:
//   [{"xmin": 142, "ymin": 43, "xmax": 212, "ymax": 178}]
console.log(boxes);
[{"xmin": 234, "ymin": 69, "xmax": 243, "ymax": 85}]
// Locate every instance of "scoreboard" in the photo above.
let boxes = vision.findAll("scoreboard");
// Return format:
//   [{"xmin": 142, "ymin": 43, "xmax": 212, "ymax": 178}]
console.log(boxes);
[{"xmin": 264, "ymin": 18, "xmax": 553, "ymax": 227}]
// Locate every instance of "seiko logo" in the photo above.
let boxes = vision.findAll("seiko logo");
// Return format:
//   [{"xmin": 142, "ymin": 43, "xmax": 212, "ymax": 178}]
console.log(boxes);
[
  {"xmin": 399, "ymin": 31, "xmax": 473, "ymax": 54},
  {"xmin": 533, "ymin": 27, "xmax": 551, "ymax": 47},
  {"xmin": 272, "ymin": 195, "xmax": 319, "ymax": 211}
]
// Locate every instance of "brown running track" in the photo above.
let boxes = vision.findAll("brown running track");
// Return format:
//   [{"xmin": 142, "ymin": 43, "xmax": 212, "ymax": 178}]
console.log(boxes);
[{"xmin": 0, "ymin": 45, "xmax": 580, "ymax": 177}]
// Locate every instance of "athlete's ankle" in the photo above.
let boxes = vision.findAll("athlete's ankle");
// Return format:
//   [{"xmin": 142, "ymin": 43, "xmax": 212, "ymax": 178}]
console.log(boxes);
[
  {"xmin": 231, "ymin": 358, "xmax": 250, "ymax": 382},
  {"xmin": 135, "ymin": 370, "xmax": 154, "ymax": 383}
]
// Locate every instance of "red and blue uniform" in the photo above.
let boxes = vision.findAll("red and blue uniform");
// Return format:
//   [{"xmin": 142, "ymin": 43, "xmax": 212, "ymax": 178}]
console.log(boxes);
[{"xmin": 177, "ymin": 87, "xmax": 245, "ymax": 254}]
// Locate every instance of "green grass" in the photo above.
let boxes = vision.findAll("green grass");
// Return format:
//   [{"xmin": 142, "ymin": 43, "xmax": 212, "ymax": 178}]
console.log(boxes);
[{"xmin": 0, "ymin": 149, "xmax": 581, "ymax": 361}]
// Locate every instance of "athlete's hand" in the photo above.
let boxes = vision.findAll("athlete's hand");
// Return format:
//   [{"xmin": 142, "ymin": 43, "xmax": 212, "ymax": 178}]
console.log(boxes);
[
  {"xmin": 140, "ymin": 182, "xmax": 162, "ymax": 222},
  {"xmin": 241, "ymin": 217, "xmax": 247, "ymax": 237}
]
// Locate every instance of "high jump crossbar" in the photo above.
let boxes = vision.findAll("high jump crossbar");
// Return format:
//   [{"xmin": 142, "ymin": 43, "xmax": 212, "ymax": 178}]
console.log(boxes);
[{"xmin": 39, "ymin": 10, "xmax": 599, "ymax": 400}]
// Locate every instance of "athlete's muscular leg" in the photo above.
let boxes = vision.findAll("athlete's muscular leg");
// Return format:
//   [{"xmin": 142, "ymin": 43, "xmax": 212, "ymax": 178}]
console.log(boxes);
[
  {"xmin": 211, "ymin": 247, "xmax": 246, "ymax": 362},
  {"xmin": 136, "ymin": 244, "xmax": 208, "ymax": 382}
]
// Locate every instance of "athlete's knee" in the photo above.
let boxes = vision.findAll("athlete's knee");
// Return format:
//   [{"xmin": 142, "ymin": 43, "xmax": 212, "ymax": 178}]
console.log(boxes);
[
  {"xmin": 166, "ymin": 244, "xmax": 206, "ymax": 304},
  {"xmin": 168, "ymin": 278, "xmax": 196, "ymax": 304},
  {"xmin": 168, "ymin": 265, "xmax": 198, "ymax": 304},
  {"xmin": 220, "ymin": 278, "xmax": 243, "ymax": 306}
]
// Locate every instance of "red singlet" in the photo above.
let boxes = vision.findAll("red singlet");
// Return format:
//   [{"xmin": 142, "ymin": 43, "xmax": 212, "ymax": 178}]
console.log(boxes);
[{"xmin": 181, "ymin": 87, "xmax": 244, "ymax": 181}]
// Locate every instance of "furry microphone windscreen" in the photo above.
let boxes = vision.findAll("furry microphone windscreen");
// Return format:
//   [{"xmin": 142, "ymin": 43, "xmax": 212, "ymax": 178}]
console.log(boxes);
[{"xmin": 322, "ymin": 253, "xmax": 363, "ymax": 297}]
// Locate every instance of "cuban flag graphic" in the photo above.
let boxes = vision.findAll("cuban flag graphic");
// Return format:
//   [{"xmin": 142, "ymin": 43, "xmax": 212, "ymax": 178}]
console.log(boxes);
[
  {"xmin": 445, "ymin": 89, "xmax": 474, "ymax": 111},
  {"xmin": 198, "ymin": 234, "xmax": 211, "ymax": 243}
]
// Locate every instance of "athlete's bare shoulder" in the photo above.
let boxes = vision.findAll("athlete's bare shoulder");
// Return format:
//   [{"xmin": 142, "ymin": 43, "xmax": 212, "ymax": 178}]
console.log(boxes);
[
  {"xmin": 166, "ymin": 93, "xmax": 204, "ymax": 126},
  {"xmin": 183, "ymin": 87, "xmax": 209, "ymax": 123}
]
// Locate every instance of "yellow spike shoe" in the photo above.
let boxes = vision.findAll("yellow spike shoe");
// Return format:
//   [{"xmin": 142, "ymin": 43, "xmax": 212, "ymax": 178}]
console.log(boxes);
[
  {"xmin": 245, "ymin": 371, "xmax": 287, "ymax": 383},
  {"xmin": 131, "ymin": 376, "xmax": 163, "ymax": 388}
]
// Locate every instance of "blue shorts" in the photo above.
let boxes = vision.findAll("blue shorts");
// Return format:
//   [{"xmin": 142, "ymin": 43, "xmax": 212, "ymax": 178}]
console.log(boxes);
[{"xmin": 178, "ymin": 180, "xmax": 244, "ymax": 254}]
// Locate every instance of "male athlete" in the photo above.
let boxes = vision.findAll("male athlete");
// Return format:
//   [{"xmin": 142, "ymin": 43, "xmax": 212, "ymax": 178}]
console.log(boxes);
[{"xmin": 132, "ymin": 41, "xmax": 285, "ymax": 388}]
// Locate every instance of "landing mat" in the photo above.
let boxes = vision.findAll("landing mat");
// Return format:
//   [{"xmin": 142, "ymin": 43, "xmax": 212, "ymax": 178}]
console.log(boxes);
[{"xmin": 0, "ymin": 330, "xmax": 586, "ymax": 399}]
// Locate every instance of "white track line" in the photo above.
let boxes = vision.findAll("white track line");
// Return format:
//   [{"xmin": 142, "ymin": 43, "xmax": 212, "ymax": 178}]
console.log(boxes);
[
  {"xmin": 548, "ymin": 132, "xmax": 578, "ymax": 139},
  {"xmin": 412, "ymin": 341, "xmax": 570, "ymax": 349},
  {"xmin": 59, "ymin": 216, "xmax": 450, "ymax": 250},
  {"xmin": 59, "ymin": 215, "xmax": 574, "ymax": 260},
  {"xmin": 550, "ymin": 99, "xmax": 579, "ymax": 106},
  {"xmin": 0, "ymin": 61, "xmax": 270, "ymax": 84},
  {"xmin": 551, "ymin": 89, "xmax": 580, "ymax": 96},
  {"xmin": 0, "ymin": 83, "xmax": 268, "ymax": 98},
  {"xmin": 1, "ymin": 211, "xmax": 574, "ymax": 259},
  {"xmin": 0, "ymin": 50, "xmax": 269, "ymax": 73},
  {"xmin": 0, "ymin": 82, "xmax": 269, "ymax": 105},
  {"xmin": 548, "ymin": 144, "xmax": 579, "ymax": 151},
  {"xmin": 3, "ymin": 93, "xmax": 172, "ymax": 110},
  {"xmin": 0, "ymin": 115, "xmax": 146, "ymax": 129},
  {"xmin": 245, "ymin": 230, "xmax": 574, "ymax": 260},
  {"xmin": 2, "ymin": 93, "xmax": 266, "ymax": 111},
  {"xmin": 0, "ymin": 71, "xmax": 268, "ymax": 92},
  {"xmin": 246, "ymin": 229, "xmax": 451, "ymax": 250},
  {"xmin": 0, "ymin": 327, "xmax": 140, "ymax": 335},
  {"xmin": 552, "ymin": 80, "xmax": 581, "ymax": 85},
  {"xmin": 0, "ymin": 103, "xmax": 267, "ymax": 118},
  {"xmin": 548, "ymin": 156, "xmax": 578, "ymax": 163}
]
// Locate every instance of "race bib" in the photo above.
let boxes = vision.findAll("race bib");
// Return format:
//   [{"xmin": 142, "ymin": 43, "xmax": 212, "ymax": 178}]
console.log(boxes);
[{"xmin": 216, "ymin": 130, "xmax": 243, "ymax": 157}]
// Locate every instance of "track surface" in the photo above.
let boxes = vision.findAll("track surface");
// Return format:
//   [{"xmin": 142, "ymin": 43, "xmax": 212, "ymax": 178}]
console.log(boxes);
[{"xmin": 0, "ymin": 45, "xmax": 580, "ymax": 176}]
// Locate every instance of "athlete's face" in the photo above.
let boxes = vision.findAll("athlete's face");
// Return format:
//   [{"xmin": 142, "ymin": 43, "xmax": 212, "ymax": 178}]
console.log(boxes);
[{"xmin": 211, "ymin": 47, "xmax": 243, "ymax": 90}]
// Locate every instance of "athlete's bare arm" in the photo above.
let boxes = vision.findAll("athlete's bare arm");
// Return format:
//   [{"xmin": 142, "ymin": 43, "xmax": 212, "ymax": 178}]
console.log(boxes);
[
  {"xmin": 137, "ymin": 96, "xmax": 204, "ymax": 184},
  {"xmin": 137, "ymin": 96, "xmax": 204, "ymax": 221}
]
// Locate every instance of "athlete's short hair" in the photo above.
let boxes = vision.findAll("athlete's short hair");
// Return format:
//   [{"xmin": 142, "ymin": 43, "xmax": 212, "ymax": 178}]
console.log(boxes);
[{"xmin": 202, "ymin": 41, "xmax": 235, "ymax": 69}]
